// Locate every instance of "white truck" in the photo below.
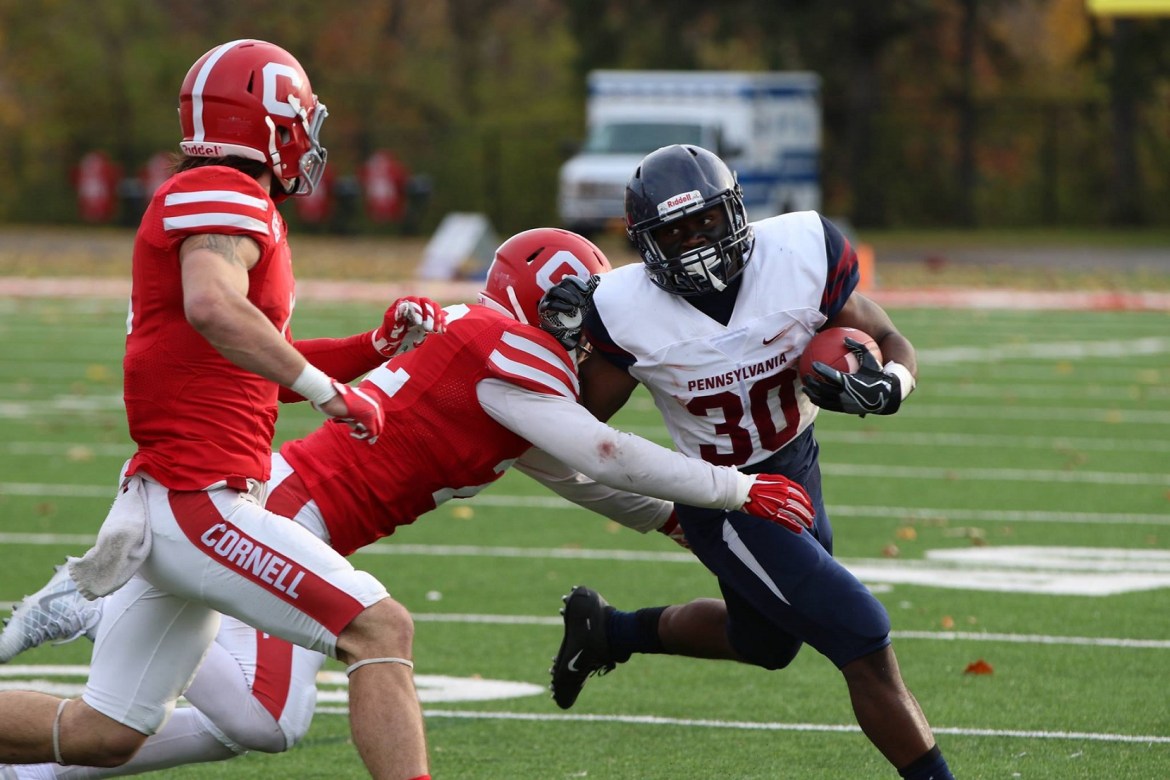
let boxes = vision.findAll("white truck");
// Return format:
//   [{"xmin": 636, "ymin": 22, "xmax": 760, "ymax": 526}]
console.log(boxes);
[{"xmin": 557, "ymin": 70, "xmax": 822, "ymax": 235}]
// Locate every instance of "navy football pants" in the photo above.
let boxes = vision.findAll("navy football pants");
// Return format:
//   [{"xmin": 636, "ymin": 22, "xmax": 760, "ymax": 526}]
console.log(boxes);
[{"xmin": 675, "ymin": 426, "xmax": 891, "ymax": 670}]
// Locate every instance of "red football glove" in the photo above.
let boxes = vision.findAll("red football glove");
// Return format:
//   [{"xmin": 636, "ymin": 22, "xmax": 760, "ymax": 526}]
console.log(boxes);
[
  {"xmin": 372, "ymin": 296, "xmax": 447, "ymax": 358},
  {"xmin": 740, "ymin": 474, "xmax": 816, "ymax": 534},
  {"xmin": 313, "ymin": 381, "xmax": 384, "ymax": 443},
  {"xmin": 656, "ymin": 510, "xmax": 691, "ymax": 550}
]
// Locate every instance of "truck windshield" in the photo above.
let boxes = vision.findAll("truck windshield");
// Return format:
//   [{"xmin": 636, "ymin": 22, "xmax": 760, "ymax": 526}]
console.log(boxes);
[{"xmin": 583, "ymin": 122, "xmax": 706, "ymax": 154}]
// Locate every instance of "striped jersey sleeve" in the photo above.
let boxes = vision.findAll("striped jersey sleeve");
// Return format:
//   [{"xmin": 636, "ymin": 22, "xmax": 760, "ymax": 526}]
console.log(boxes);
[
  {"xmin": 159, "ymin": 167, "xmax": 275, "ymax": 247},
  {"xmin": 486, "ymin": 326, "xmax": 580, "ymax": 400},
  {"xmin": 818, "ymin": 215, "xmax": 860, "ymax": 320}
]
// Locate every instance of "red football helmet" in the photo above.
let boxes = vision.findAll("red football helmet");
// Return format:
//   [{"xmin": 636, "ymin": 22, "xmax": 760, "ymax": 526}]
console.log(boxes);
[
  {"xmin": 479, "ymin": 228, "xmax": 612, "ymax": 326},
  {"xmin": 178, "ymin": 39, "xmax": 328, "ymax": 198}
]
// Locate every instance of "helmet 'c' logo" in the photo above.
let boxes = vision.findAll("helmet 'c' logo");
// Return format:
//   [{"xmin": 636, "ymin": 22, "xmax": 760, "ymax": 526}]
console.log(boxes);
[
  {"xmin": 657, "ymin": 190, "xmax": 703, "ymax": 216},
  {"xmin": 262, "ymin": 62, "xmax": 303, "ymax": 118},
  {"xmin": 534, "ymin": 250, "xmax": 590, "ymax": 292}
]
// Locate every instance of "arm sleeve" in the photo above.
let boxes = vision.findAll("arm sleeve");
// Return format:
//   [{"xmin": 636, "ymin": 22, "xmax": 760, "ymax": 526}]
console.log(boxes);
[
  {"xmin": 477, "ymin": 378, "xmax": 751, "ymax": 510},
  {"xmin": 513, "ymin": 447, "xmax": 674, "ymax": 534},
  {"xmin": 279, "ymin": 332, "xmax": 383, "ymax": 403}
]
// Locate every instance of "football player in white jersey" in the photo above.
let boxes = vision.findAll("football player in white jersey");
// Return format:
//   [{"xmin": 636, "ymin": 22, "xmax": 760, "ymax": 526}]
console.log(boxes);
[
  {"xmin": 548, "ymin": 145, "xmax": 955, "ymax": 780},
  {"xmin": 0, "ymin": 228, "xmax": 819, "ymax": 779}
]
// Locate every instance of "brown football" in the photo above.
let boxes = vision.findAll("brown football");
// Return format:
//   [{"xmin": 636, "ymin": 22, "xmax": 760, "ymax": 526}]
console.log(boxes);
[{"xmin": 798, "ymin": 327, "xmax": 882, "ymax": 379}]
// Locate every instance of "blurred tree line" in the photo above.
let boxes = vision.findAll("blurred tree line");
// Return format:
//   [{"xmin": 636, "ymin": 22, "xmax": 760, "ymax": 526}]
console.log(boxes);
[{"xmin": 0, "ymin": 0, "xmax": 1168, "ymax": 233}]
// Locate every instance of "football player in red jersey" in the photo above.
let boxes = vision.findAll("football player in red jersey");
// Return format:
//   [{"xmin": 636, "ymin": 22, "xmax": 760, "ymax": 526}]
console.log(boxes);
[
  {"xmin": 0, "ymin": 41, "xmax": 444, "ymax": 780},
  {"xmin": 0, "ymin": 227, "xmax": 820, "ymax": 778}
]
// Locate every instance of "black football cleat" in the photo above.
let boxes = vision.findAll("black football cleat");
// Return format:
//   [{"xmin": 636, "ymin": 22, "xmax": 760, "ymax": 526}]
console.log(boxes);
[{"xmin": 549, "ymin": 585, "xmax": 616, "ymax": 709}]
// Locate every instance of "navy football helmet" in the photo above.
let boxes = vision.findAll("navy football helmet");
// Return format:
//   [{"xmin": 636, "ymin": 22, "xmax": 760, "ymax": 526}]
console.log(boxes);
[{"xmin": 624, "ymin": 144, "xmax": 754, "ymax": 296}]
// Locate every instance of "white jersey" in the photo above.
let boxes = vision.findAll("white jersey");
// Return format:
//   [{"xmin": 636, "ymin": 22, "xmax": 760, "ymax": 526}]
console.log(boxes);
[{"xmin": 592, "ymin": 211, "xmax": 834, "ymax": 468}]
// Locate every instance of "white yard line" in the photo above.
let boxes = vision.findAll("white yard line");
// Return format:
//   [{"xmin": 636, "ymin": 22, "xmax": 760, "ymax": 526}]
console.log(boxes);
[
  {"xmin": 366, "ymin": 709, "xmax": 1170, "ymax": 745},
  {"xmin": 2, "ymin": 485, "xmax": 1169, "ymax": 527},
  {"xmin": 405, "ymin": 613, "xmax": 1170, "ymax": 649},
  {"xmin": 918, "ymin": 336, "xmax": 1170, "ymax": 364},
  {"xmin": 4, "ymin": 458, "xmax": 1167, "ymax": 502}
]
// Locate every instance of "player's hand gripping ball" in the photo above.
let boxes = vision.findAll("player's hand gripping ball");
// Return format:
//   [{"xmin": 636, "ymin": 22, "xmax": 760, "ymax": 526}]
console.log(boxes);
[
  {"xmin": 800, "ymin": 327, "xmax": 908, "ymax": 417},
  {"xmin": 798, "ymin": 327, "xmax": 882, "ymax": 379}
]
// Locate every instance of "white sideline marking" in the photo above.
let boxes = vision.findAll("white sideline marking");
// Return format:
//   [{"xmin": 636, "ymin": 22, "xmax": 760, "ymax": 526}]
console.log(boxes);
[
  {"xmin": 918, "ymin": 336, "xmax": 1170, "ymax": 364},
  {"xmin": 898, "ymin": 404, "xmax": 1170, "ymax": 425},
  {"xmin": 0, "ymin": 666, "xmax": 543, "ymax": 704},
  {"xmin": 5, "ymin": 662, "xmax": 1161, "ymax": 743},
  {"xmin": 824, "ymin": 463, "xmax": 1170, "ymax": 486},
  {"xmin": 829, "ymin": 505, "xmax": 1170, "ymax": 527},
  {"xmin": 4, "ymin": 455, "xmax": 1169, "ymax": 502},
  {"xmin": 817, "ymin": 430, "xmax": 1170, "ymax": 454},
  {"xmin": 324, "ymin": 708, "xmax": 1170, "ymax": 745},
  {"xmin": 4, "ymin": 486, "xmax": 1169, "ymax": 528}
]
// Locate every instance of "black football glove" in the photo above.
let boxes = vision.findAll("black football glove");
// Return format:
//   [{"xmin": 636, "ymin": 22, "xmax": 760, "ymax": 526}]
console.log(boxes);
[
  {"xmin": 801, "ymin": 337, "xmax": 904, "ymax": 417},
  {"xmin": 538, "ymin": 274, "xmax": 600, "ymax": 350}
]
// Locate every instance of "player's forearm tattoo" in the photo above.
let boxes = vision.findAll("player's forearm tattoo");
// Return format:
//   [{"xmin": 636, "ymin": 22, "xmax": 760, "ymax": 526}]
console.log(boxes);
[{"xmin": 186, "ymin": 234, "xmax": 250, "ymax": 270}]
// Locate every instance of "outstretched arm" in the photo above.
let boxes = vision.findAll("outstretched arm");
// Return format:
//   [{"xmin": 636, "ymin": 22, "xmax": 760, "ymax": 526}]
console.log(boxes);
[
  {"xmin": 512, "ymin": 447, "xmax": 674, "ymax": 534},
  {"xmin": 478, "ymin": 380, "xmax": 813, "ymax": 533}
]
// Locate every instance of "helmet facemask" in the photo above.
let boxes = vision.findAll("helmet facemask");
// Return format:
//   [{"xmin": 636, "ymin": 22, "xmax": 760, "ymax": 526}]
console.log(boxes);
[
  {"xmin": 272, "ymin": 95, "xmax": 328, "ymax": 197},
  {"xmin": 631, "ymin": 189, "xmax": 754, "ymax": 297}
]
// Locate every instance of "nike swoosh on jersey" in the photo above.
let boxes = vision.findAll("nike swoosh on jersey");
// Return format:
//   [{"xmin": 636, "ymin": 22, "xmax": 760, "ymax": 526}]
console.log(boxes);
[{"xmin": 762, "ymin": 325, "xmax": 795, "ymax": 346}]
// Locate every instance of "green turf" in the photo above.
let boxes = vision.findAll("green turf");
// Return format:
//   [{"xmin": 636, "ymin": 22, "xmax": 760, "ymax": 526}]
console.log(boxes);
[{"xmin": 0, "ymin": 297, "xmax": 1168, "ymax": 779}]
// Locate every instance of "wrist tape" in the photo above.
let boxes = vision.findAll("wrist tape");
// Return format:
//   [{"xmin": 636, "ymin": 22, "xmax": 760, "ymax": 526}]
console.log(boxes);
[
  {"xmin": 883, "ymin": 361, "xmax": 916, "ymax": 400},
  {"xmin": 291, "ymin": 364, "xmax": 338, "ymax": 407}
]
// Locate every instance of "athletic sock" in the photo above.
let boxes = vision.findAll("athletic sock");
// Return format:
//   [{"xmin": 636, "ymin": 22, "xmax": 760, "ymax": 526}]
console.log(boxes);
[
  {"xmin": 897, "ymin": 745, "xmax": 954, "ymax": 780},
  {"xmin": 606, "ymin": 606, "xmax": 667, "ymax": 662}
]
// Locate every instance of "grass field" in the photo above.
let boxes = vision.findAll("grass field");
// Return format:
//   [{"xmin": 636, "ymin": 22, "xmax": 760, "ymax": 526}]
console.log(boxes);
[{"xmin": 0, "ymin": 293, "xmax": 1168, "ymax": 779}]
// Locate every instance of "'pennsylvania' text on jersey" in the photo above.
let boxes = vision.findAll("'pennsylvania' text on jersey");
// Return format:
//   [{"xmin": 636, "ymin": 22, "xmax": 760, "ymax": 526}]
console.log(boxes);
[{"xmin": 588, "ymin": 211, "xmax": 859, "ymax": 468}]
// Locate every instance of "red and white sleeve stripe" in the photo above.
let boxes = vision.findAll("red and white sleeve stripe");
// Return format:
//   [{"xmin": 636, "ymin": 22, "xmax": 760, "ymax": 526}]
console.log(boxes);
[
  {"xmin": 162, "ymin": 189, "xmax": 270, "ymax": 236},
  {"xmin": 487, "ymin": 330, "xmax": 579, "ymax": 400}
]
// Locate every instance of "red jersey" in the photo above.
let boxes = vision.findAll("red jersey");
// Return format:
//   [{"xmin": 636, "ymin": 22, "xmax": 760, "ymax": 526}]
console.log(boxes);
[
  {"xmin": 281, "ymin": 304, "xmax": 578, "ymax": 555},
  {"xmin": 124, "ymin": 166, "xmax": 292, "ymax": 491}
]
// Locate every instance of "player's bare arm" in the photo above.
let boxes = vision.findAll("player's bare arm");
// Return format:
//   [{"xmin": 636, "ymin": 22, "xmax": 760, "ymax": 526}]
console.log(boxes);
[
  {"xmin": 179, "ymin": 233, "xmax": 315, "ymax": 388},
  {"xmin": 577, "ymin": 352, "xmax": 640, "ymax": 422},
  {"xmin": 826, "ymin": 292, "xmax": 917, "ymax": 377}
]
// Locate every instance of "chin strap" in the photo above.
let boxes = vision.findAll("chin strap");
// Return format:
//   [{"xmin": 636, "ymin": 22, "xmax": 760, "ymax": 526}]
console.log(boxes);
[
  {"xmin": 346, "ymin": 657, "xmax": 415, "ymax": 677},
  {"xmin": 53, "ymin": 698, "xmax": 69, "ymax": 765}
]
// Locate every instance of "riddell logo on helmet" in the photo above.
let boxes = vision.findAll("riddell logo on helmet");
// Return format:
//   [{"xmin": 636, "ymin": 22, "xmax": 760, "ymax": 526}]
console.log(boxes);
[
  {"xmin": 180, "ymin": 141, "xmax": 227, "ymax": 157},
  {"xmin": 657, "ymin": 190, "xmax": 703, "ymax": 216}
]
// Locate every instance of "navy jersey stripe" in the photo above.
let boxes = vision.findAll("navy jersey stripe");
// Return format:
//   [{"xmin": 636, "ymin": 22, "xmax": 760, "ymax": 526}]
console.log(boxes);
[
  {"xmin": 582, "ymin": 304, "xmax": 637, "ymax": 369},
  {"xmin": 819, "ymin": 216, "xmax": 859, "ymax": 319}
]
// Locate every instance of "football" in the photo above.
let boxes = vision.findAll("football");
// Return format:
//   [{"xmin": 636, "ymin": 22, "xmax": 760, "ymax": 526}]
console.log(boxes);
[{"xmin": 798, "ymin": 327, "xmax": 882, "ymax": 379}]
